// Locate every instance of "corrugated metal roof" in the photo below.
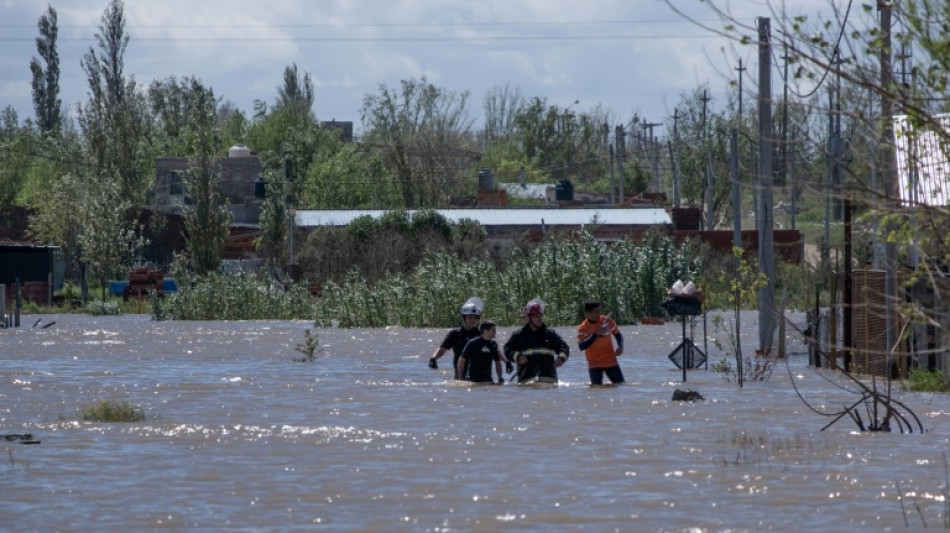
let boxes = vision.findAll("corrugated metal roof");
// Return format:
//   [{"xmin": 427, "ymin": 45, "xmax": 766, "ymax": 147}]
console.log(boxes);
[{"xmin": 295, "ymin": 208, "xmax": 671, "ymax": 227}]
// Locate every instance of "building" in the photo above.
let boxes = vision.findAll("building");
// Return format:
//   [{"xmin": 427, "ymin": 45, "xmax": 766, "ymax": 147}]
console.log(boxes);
[{"xmin": 294, "ymin": 206, "xmax": 673, "ymax": 242}]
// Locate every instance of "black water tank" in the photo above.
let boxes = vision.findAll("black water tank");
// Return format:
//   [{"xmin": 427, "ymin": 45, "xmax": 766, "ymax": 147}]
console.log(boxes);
[
  {"xmin": 254, "ymin": 176, "xmax": 266, "ymax": 199},
  {"xmin": 478, "ymin": 168, "xmax": 494, "ymax": 190},
  {"xmin": 555, "ymin": 179, "xmax": 574, "ymax": 201}
]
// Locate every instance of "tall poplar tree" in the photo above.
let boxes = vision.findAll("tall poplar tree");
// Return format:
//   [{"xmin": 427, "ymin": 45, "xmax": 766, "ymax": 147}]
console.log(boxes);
[{"xmin": 29, "ymin": 4, "xmax": 61, "ymax": 134}]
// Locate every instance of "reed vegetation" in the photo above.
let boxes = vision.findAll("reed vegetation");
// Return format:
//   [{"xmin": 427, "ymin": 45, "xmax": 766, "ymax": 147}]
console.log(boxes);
[
  {"xmin": 315, "ymin": 231, "xmax": 705, "ymax": 327},
  {"xmin": 152, "ymin": 231, "xmax": 705, "ymax": 326}
]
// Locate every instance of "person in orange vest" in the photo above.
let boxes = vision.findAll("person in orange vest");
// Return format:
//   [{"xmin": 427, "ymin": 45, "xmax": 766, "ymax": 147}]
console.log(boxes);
[{"xmin": 576, "ymin": 299, "xmax": 625, "ymax": 385}]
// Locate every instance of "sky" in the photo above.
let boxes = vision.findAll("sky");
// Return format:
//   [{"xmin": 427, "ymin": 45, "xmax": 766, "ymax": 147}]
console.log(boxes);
[{"xmin": 1, "ymin": 0, "xmax": 840, "ymax": 136}]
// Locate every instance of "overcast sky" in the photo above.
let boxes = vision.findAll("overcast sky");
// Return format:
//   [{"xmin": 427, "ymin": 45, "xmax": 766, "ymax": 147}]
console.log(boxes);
[{"xmin": 1, "ymin": 0, "xmax": 840, "ymax": 135}]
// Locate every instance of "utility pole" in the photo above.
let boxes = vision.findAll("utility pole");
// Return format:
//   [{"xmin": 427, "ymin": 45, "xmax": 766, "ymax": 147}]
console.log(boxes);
[
  {"xmin": 780, "ymin": 45, "xmax": 790, "ymax": 189},
  {"xmin": 730, "ymin": 128, "xmax": 741, "ymax": 256},
  {"xmin": 757, "ymin": 16, "xmax": 776, "ymax": 355},
  {"xmin": 281, "ymin": 143, "xmax": 295, "ymax": 271},
  {"xmin": 671, "ymin": 109, "xmax": 681, "ymax": 207},
  {"xmin": 616, "ymin": 124, "xmax": 626, "ymax": 204},
  {"xmin": 604, "ymin": 122, "xmax": 614, "ymax": 204},
  {"xmin": 879, "ymin": 0, "xmax": 900, "ymax": 377},
  {"xmin": 609, "ymin": 144, "xmax": 616, "ymax": 205},
  {"xmin": 824, "ymin": 89, "xmax": 833, "ymax": 264},
  {"xmin": 643, "ymin": 121, "xmax": 663, "ymax": 194},
  {"xmin": 702, "ymin": 89, "xmax": 715, "ymax": 230}
]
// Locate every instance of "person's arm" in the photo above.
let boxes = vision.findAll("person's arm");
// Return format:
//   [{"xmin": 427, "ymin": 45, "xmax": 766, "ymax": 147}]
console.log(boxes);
[
  {"xmin": 578, "ymin": 328, "xmax": 597, "ymax": 351},
  {"xmin": 609, "ymin": 318, "xmax": 624, "ymax": 356},
  {"xmin": 497, "ymin": 344, "xmax": 514, "ymax": 375},
  {"xmin": 553, "ymin": 332, "xmax": 570, "ymax": 367},
  {"xmin": 429, "ymin": 331, "xmax": 454, "ymax": 368},
  {"xmin": 456, "ymin": 355, "xmax": 467, "ymax": 380},
  {"xmin": 495, "ymin": 359, "xmax": 503, "ymax": 382},
  {"xmin": 504, "ymin": 336, "xmax": 523, "ymax": 366}
]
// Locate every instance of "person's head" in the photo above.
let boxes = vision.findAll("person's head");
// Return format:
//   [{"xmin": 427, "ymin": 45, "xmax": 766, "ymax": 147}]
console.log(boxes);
[
  {"xmin": 479, "ymin": 320, "xmax": 496, "ymax": 339},
  {"xmin": 584, "ymin": 299, "xmax": 602, "ymax": 323},
  {"xmin": 522, "ymin": 298, "xmax": 545, "ymax": 329},
  {"xmin": 459, "ymin": 299, "xmax": 482, "ymax": 329}
]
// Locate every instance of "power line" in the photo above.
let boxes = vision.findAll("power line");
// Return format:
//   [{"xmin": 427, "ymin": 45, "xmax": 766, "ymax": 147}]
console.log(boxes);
[
  {"xmin": 0, "ymin": 34, "xmax": 716, "ymax": 43},
  {"xmin": 0, "ymin": 19, "xmax": 723, "ymax": 30}
]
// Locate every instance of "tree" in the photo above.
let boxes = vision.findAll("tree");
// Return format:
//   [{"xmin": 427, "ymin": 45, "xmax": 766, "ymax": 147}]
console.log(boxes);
[
  {"xmin": 182, "ymin": 79, "xmax": 231, "ymax": 276},
  {"xmin": 360, "ymin": 77, "xmax": 476, "ymax": 207},
  {"xmin": 27, "ymin": 173, "xmax": 85, "ymax": 280},
  {"xmin": 483, "ymin": 83, "xmax": 525, "ymax": 142},
  {"xmin": 275, "ymin": 63, "xmax": 315, "ymax": 116},
  {"xmin": 78, "ymin": 0, "xmax": 151, "ymax": 206},
  {"xmin": 79, "ymin": 171, "xmax": 145, "ymax": 292},
  {"xmin": 29, "ymin": 4, "xmax": 61, "ymax": 134}
]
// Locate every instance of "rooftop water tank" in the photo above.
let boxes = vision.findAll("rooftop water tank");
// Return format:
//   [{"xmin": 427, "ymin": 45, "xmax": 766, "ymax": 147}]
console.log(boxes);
[{"xmin": 478, "ymin": 168, "xmax": 494, "ymax": 190}]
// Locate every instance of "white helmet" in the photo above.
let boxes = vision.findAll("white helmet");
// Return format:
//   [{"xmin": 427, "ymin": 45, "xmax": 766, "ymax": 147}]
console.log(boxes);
[
  {"xmin": 522, "ymin": 297, "xmax": 546, "ymax": 317},
  {"xmin": 460, "ymin": 297, "xmax": 484, "ymax": 317}
]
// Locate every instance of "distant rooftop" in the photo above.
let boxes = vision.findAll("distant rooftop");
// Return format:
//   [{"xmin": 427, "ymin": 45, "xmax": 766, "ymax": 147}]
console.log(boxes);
[{"xmin": 294, "ymin": 207, "xmax": 671, "ymax": 227}]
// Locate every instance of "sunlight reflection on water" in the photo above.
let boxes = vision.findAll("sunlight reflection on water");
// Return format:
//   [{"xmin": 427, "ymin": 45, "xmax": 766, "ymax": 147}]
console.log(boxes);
[{"xmin": 1, "ymin": 312, "xmax": 949, "ymax": 531}]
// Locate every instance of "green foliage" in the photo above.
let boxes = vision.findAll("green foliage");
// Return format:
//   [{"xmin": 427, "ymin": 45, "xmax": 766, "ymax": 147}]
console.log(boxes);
[
  {"xmin": 313, "ymin": 231, "xmax": 704, "ymax": 327},
  {"xmin": 30, "ymin": 5, "xmax": 61, "ymax": 134},
  {"xmin": 360, "ymin": 76, "xmax": 476, "ymax": 207},
  {"xmin": 903, "ymin": 368, "xmax": 948, "ymax": 393},
  {"xmin": 705, "ymin": 248, "xmax": 770, "ymax": 387},
  {"xmin": 156, "ymin": 272, "xmax": 317, "ymax": 320},
  {"xmin": 82, "ymin": 400, "xmax": 145, "ymax": 422},
  {"xmin": 293, "ymin": 328, "xmax": 323, "ymax": 362},
  {"xmin": 182, "ymin": 78, "xmax": 231, "ymax": 276},
  {"xmin": 86, "ymin": 300, "xmax": 122, "ymax": 316}
]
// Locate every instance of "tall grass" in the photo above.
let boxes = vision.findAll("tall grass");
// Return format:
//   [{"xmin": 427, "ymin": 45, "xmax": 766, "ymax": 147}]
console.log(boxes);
[
  {"xmin": 314, "ymin": 232, "xmax": 704, "ymax": 327},
  {"xmin": 153, "ymin": 233, "xmax": 704, "ymax": 326},
  {"xmin": 156, "ymin": 272, "xmax": 318, "ymax": 320}
]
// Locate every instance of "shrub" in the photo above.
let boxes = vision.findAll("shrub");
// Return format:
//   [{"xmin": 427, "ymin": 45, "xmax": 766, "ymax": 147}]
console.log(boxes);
[
  {"xmin": 82, "ymin": 400, "xmax": 146, "ymax": 422},
  {"xmin": 903, "ymin": 368, "xmax": 949, "ymax": 392},
  {"xmin": 86, "ymin": 300, "xmax": 122, "ymax": 316}
]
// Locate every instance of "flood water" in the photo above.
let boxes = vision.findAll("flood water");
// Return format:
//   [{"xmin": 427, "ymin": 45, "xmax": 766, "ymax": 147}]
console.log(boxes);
[{"xmin": 2, "ymin": 312, "xmax": 948, "ymax": 532}]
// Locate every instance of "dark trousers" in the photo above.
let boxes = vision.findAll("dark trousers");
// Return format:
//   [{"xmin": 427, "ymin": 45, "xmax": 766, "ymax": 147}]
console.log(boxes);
[
  {"xmin": 518, "ymin": 354, "xmax": 558, "ymax": 382},
  {"xmin": 589, "ymin": 365, "xmax": 625, "ymax": 385}
]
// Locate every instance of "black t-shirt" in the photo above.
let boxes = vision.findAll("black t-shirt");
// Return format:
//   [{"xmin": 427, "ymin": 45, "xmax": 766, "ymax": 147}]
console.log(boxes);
[
  {"xmin": 441, "ymin": 327, "xmax": 481, "ymax": 367},
  {"xmin": 460, "ymin": 337, "xmax": 501, "ymax": 382}
]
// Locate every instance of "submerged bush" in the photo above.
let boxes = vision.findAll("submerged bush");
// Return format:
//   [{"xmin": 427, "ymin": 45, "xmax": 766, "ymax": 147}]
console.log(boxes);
[
  {"xmin": 82, "ymin": 400, "xmax": 146, "ymax": 422},
  {"xmin": 86, "ymin": 300, "xmax": 122, "ymax": 316},
  {"xmin": 903, "ymin": 368, "xmax": 949, "ymax": 392}
]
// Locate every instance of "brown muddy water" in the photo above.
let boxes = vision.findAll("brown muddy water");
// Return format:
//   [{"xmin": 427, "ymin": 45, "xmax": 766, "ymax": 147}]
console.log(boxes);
[{"xmin": 1, "ymin": 312, "xmax": 948, "ymax": 532}]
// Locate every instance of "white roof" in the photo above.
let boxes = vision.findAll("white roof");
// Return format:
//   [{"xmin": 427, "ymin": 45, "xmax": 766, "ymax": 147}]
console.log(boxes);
[{"xmin": 295, "ymin": 208, "xmax": 671, "ymax": 227}]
